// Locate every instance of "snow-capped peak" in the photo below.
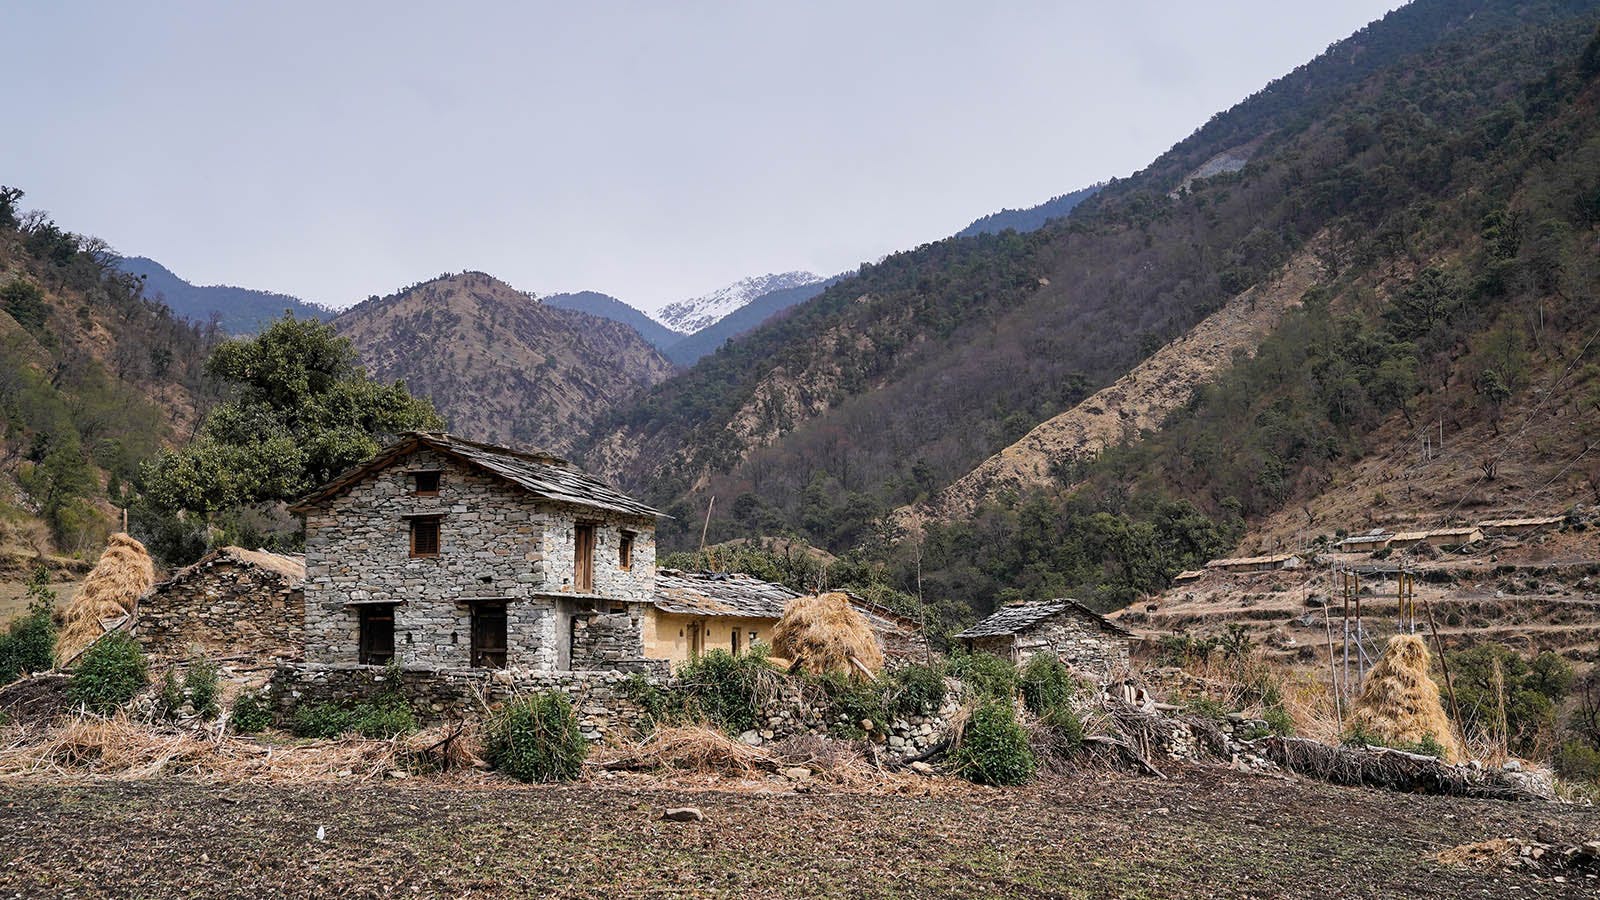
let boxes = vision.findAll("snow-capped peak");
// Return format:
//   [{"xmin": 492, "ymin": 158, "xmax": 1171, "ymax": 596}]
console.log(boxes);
[{"xmin": 652, "ymin": 271, "xmax": 823, "ymax": 334}]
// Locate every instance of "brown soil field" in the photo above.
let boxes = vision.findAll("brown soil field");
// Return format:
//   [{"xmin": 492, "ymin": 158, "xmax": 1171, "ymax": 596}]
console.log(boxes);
[{"xmin": 0, "ymin": 768, "xmax": 1595, "ymax": 898}]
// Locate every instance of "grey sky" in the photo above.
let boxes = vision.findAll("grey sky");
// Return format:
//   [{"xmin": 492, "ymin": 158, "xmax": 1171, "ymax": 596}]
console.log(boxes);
[{"xmin": 5, "ymin": 1, "xmax": 1403, "ymax": 312}]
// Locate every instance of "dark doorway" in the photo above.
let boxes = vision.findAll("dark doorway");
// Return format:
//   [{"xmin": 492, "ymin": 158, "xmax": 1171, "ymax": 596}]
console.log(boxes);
[
  {"xmin": 471, "ymin": 602, "xmax": 508, "ymax": 668},
  {"xmin": 358, "ymin": 605, "xmax": 395, "ymax": 665}
]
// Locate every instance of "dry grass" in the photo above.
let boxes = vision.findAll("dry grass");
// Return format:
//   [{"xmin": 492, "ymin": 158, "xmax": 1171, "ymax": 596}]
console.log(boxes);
[
  {"xmin": 54, "ymin": 534, "xmax": 153, "ymax": 663},
  {"xmin": 0, "ymin": 714, "xmax": 426, "ymax": 783},
  {"xmin": 597, "ymin": 725, "xmax": 775, "ymax": 778},
  {"xmin": 772, "ymin": 591, "xmax": 884, "ymax": 678},
  {"xmin": 592, "ymin": 725, "xmax": 925, "ymax": 792},
  {"xmin": 1347, "ymin": 635, "xmax": 1461, "ymax": 761}
]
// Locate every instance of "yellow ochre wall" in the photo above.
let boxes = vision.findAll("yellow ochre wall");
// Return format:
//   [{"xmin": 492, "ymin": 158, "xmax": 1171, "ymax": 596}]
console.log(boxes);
[{"xmin": 643, "ymin": 610, "xmax": 777, "ymax": 669}]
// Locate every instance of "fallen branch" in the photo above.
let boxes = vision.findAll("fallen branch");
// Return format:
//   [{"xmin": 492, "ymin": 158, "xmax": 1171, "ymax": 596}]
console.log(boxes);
[
  {"xmin": 1263, "ymin": 736, "xmax": 1551, "ymax": 801},
  {"xmin": 1082, "ymin": 735, "xmax": 1166, "ymax": 779}
]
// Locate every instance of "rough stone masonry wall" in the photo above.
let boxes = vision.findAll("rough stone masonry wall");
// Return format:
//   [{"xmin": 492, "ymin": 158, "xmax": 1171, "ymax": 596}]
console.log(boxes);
[
  {"xmin": 568, "ymin": 604, "xmax": 649, "ymax": 671},
  {"xmin": 1014, "ymin": 616, "xmax": 1131, "ymax": 678},
  {"xmin": 301, "ymin": 447, "xmax": 657, "ymax": 672},
  {"xmin": 137, "ymin": 560, "xmax": 304, "ymax": 666}
]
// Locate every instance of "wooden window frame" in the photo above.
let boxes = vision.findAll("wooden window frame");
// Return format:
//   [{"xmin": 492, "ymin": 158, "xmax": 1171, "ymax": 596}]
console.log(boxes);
[
  {"xmin": 358, "ymin": 604, "xmax": 395, "ymax": 666},
  {"xmin": 471, "ymin": 601, "xmax": 508, "ymax": 669},
  {"xmin": 574, "ymin": 523, "xmax": 595, "ymax": 593},
  {"xmin": 412, "ymin": 471, "xmax": 441, "ymax": 496},
  {"xmin": 409, "ymin": 516, "xmax": 442, "ymax": 558},
  {"xmin": 618, "ymin": 531, "xmax": 634, "ymax": 572}
]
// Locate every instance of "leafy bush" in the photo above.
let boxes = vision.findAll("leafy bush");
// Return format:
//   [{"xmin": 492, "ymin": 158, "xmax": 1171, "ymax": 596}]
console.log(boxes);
[
  {"xmin": 157, "ymin": 670, "xmax": 184, "ymax": 714},
  {"xmin": 1263, "ymin": 705, "xmax": 1295, "ymax": 737},
  {"xmin": 185, "ymin": 657, "xmax": 221, "ymax": 718},
  {"xmin": 291, "ymin": 694, "xmax": 416, "ymax": 739},
  {"xmin": 886, "ymin": 662, "xmax": 947, "ymax": 717},
  {"xmin": 619, "ymin": 672, "xmax": 679, "ymax": 729},
  {"xmin": 811, "ymin": 672, "xmax": 888, "ymax": 737},
  {"xmin": 949, "ymin": 651, "xmax": 1018, "ymax": 700},
  {"xmin": 67, "ymin": 631, "xmax": 148, "ymax": 714},
  {"xmin": 1184, "ymin": 697, "xmax": 1229, "ymax": 721},
  {"xmin": 674, "ymin": 649, "xmax": 772, "ymax": 735},
  {"xmin": 1039, "ymin": 704, "xmax": 1084, "ymax": 752},
  {"xmin": 1343, "ymin": 726, "xmax": 1446, "ymax": 759},
  {"xmin": 231, "ymin": 691, "xmax": 274, "ymax": 734},
  {"xmin": 482, "ymin": 692, "xmax": 588, "ymax": 783},
  {"xmin": 1019, "ymin": 654, "xmax": 1075, "ymax": 716},
  {"xmin": 952, "ymin": 700, "xmax": 1035, "ymax": 786},
  {"xmin": 0, "ymin": 570, "xmax": 57, "ymax": 683},
  {"xmin": 1554, "ymin": 740, "xmax": 1600, "ymax": 782},
  {"xmin": 1447, "ymin": 643, "xmax": 1572, "ymax": 756}
]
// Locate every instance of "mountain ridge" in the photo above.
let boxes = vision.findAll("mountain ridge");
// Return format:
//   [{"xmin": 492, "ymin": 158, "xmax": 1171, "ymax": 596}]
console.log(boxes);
[
  {"xmin": 653, "ymin": 271, "xmax": 824, "ymax": 334},
  {"xmin": 116, "ymin": 256, "xmax": 332, "ymax": 334}
]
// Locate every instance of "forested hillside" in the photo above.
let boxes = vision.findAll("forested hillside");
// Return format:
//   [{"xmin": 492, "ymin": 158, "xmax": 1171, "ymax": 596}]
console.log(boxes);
[
  {"xmin": 117, "ymin": 257, "xmax": 332, "ymax": 335},
  {"xmin": 0, "ymin": 188, "xmax": 216, "ymax": 556},
  {"xmin": 583, "ymin": 0, "xmax": 1600, "ymax": 625},
  {"xmin": 954, "ymin": 184, "xmax": 1102, "ymax": 238},
  {"xmin": 334, "ymin": 272, "xmax": 675, "ymax": 455}
]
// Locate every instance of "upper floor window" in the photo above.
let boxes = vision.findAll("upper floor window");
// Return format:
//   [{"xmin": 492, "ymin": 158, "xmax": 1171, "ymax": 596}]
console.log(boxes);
[
  {"xmin": 619, "ymin": 531, "xmax": 634, "ymax": 571},
  {"xmin": 574, "ymin": 523, "xmax": 595, "ymax": 592},
  {"xmin": 410, "ymin": 516, "xmax": 441, "ymax": 557},
  {"xmin": 412, "ymin": 471, "xmax": 441, "ymax": 495}
]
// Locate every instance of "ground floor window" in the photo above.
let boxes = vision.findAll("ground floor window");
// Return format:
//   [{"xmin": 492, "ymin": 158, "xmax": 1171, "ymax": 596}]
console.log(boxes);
[
  {"xmin": 472, "ymin": 602, "xmax": 508, "ymax": 669},
  {"xmin": 358, "ymin": 605, "xmax": 395, "ymax": 665}
]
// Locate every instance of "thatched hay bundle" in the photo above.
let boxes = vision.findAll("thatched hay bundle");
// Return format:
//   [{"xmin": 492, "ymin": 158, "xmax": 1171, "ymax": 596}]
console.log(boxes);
[
  {"xmin": 1347, "ymin": 635, "xmax": 1461, "ymax": 762},
  {"xmin": 55, "ymin": 533, "xmax": 154, "ymax": 663},
  {"xmin": 771, "ymin": 591, "xmax": 883, "ymax": 678},
  {"xmin": 597, "ymin": 725, "xmax": 775, "ymax": 777}
]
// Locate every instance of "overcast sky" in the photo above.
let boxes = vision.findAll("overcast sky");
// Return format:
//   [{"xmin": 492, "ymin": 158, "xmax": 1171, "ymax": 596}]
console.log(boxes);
[{"xmin": 5, "ymin": 1, "xmax": 1404, "ymax": 312}]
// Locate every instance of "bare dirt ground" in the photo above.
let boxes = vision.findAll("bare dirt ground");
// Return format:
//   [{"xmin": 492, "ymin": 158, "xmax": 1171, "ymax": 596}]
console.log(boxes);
[{"xmin": 0, "ymin": 767, "xmax": 1596, "ymax": 899}]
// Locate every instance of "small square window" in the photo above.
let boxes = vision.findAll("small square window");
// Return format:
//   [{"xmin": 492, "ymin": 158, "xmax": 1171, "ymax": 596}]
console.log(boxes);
[
  {"xmin": 410, "ymin": 517, "xmax": 441, "ymax": 557},
  {"xmin": 413, "ymin": 471, "xmax": 440, "ymax": 495}
]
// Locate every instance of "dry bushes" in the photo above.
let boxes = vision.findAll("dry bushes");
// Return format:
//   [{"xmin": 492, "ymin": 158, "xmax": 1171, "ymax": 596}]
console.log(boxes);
[
  {"xmin": 772, "ymin": 592, "xmax": 883, "ymax": 678},
  {"xmin": 598, "ymin": 725, "xmax": 774, "ymax": 778},
  {"xmin": 1347, "ymin": 635, "xmax": 1461, "ymax": 762},
  {"xmin": 55, "ymin": 534, "xmax": 153, "ymax": 662}
]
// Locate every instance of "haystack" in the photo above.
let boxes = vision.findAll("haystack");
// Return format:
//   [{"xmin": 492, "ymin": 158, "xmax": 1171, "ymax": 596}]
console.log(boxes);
[
  {"xmin": 1347, "ymin": 634, "xmax": 1461, "ymax": 762},
  {"xmin": 771, "ymin": 591, "xmax": 883, "ymax": 678},
  {"xmin": 54, "ymin": 533, "xmax": 154, "ymax": 663}
]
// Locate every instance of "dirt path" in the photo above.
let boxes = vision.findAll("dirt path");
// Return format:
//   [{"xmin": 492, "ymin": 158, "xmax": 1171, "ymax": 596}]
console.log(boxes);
[{"xmin": 0, "ymin": 767, "xmax": 1594, "ymax": 898}]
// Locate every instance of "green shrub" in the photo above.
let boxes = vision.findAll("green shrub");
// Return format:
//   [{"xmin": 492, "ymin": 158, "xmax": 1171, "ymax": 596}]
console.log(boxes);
[
  {"xmin": 1554, "ymin": 740, "xmax": 1600, "ymax": 782},
  {"xmin": 675, "ymin": 649, "xmax": 771, "ymax": 735},
  {"xmin": 0, "ymin": 571, "xmax": 57, "ymax": 683},
  {"xmin": 1019, "ymin": 654, "xmax": 1075, "ymax": 716},
  {"xmin": 482, "ymin": 692, "xmax": 588, "ymax": 783},
  {"xmin": 1039, "ymin": 704, "xmax": 1084, "ymax": 752},
  {"xmin": 812, "ymin": 672, "xmax": 888, "ymax": 737},
  {"xmin": 1184, "ymin": 697, "xmax": 1229, "ymax": 721},
  {"xmin": 231, "ymin": 691, "xmax": 274, "ymax": 734},
  {"xmin": 157, "ymin": 670, "xmax": 184, "ymax": 715},
  {"xmin": 291, "ymin": 694, "xmax": 416, "ymax": 739},
  {"xmin": 1342, "ymin": 726, "xmax": 1446, "ymax": 758},
  {"xmin": 952, "ymin": 700, "xmax": 1035, "ymax": 786},
  {"xmin": 619, "ymin": 672, "xmax": 680, "ymax": 729},
  {"xmin": 1263, "ymin": 705, "xmax": 1295, "ymax": 737},
  {"xmin": 887, "ymin": 663, "xmax": 947, "ymax": 717},
  {"xmin": 67, "ymin": 631, "xmax": 148, "ymax": 714},
  {"xmin": 185, "ymin": 657, "xmax": 221, "ymax": 719},
  {"xmin": 950, "ymin": 651, "xmax": 1018, "ymax": 700}
]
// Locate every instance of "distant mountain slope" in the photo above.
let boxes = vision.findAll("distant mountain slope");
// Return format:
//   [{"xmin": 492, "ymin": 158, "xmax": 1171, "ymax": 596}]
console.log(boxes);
[
  {"xmin": 334, "ymin": 272, "xmax": 673, "ymax": 454},
  {"xmin": 664, "ymin": 275, "xmax": 843, "ymax": 366},
  {"xmin": 544, "ymin": 290, "xmax": 685, "ymax": 352},
  {"xmin": 654, "ymin": 271, "xmax": 823, "ymax": 334},
  {"xmin": 117, "ymin": 257, "xmax": 331, "ymax": 334},
  {"xmin": 955, "ymin": 184, "xmax": 1102, "ymax": 237}
]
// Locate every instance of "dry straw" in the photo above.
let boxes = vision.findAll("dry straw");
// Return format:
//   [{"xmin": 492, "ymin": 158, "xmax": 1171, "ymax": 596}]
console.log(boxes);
[
  {"xmin": 1346, "ymin": 634, "xmax": 1461, "ymax": 762},
  {"xmin": 54, "ymin": 533, "xmax": 154, "ymax": 663},
  {"xmin": 771, "ymin": 591, "xmax": 884, "ymax": 678}
]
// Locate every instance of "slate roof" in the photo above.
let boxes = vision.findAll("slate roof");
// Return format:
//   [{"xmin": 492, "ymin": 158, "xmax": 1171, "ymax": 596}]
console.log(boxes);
[
  {"xmin": 652, "ymin": 569, "xmax": 800, "ymax": 618},
  {"xmin": 288, "ymin": 432, "xmax": 662, "ymax": 518},
  {"xmin": 954, "ymin": 599, "xmax": 1131, "ymax": 640},
  {"xmin": 1205, "ymin": 553, "xmax": 1301, "ymax": 569}
]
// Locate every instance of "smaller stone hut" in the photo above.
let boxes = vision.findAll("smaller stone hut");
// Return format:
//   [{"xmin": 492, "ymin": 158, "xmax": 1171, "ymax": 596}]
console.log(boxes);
[
  {"xmin": 954, "ymin": 599, "xmax": 1132, "ymax": 678},
  {"xmin": 135, "ymin": 547, "xmax": 305, "ymax": 667},
  {"xmin": 1204, "ymin": 553, "xmax": 1303, "ymax": 573}
]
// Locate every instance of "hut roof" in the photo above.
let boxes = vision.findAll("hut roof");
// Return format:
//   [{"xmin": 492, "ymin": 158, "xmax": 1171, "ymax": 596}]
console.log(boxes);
[
  {"xmin": 954, "ymin": 599, "xmax": 1131, "ymax": 640},
  {"xmin": 288, "ymin": 432, "xmax": 661, "ymax": 519},
  {"xmin": 652, "ymin": 569, "xmax": 800, "ymax": 618},
  {"xmin": 1204, "ymin": 553, "xmax": 1300, "ymax": 568},
  {"xmin": 1476, "ymin": 516, "xmax": 1563, "ymax": 528},
  {"xmin": 1427, "ymin": 526, "xmax": 1482, "ymax": 538},
  {"xmin": 151, "ymin": 546, "xmax": 306, "ymax": 593}
]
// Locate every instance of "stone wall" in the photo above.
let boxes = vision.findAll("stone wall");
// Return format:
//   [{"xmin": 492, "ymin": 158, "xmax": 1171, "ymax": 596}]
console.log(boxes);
[
  {"xmin": 137, "ymin": 555, "xmax": 304, "ymax": 666},
  {"xmin": 300, "ymin": 446, "xmax": 656, "ymax": 672},
  {"xmin": 567, "ymin": 602, "xmax": 649, "ymax": 671},
  {"xmin": 1014, "ymin": 615, "xmax": 1131, "ymax": 678}
]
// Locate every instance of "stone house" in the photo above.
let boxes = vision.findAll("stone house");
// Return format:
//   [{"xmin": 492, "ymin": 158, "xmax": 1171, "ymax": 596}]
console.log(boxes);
[
  {"xmin": 1337, "ymin": 530, "xmax": 1394, "ymax": 553},
  {"xmin": 645, "ymin": 569, "xmax": 928, "ymax": 667},
  {"xmin": 1390, "ymin": 526, "xmax": 1483, "ymax": 550},
  {"xmin": 135, "ymin": 546, "xmax": 306, "ymax": 667},
  {"xmin": 288, "ymin": 432, "xmax": 663, "ymax": 674},
  {"xmin": 954, "ymin": 599, "xmax": 1132, "ymax": 678},
  {"xmin": 1476, "ymin": 515, "xmax": 1563, "ymax": 536}
]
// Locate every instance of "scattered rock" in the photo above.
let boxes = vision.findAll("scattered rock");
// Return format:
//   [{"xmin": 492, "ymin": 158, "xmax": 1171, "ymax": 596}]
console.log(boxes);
[
  {"xmin": 660, "ymin": 807, "xmax": 704, "ymax": 823},
  {"xmin": 909, "ymin": 761, "xmax": 936, "ymax": 776},
  {"xmin": 782, "ymin": 767, "xmax": 812, "ymax": 781}
]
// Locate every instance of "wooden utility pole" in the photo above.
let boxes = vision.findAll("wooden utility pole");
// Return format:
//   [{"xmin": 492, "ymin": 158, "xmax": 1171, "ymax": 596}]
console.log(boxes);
[
  {"xmin": 698, "ymin": 496, "xmax": 715, "ymax": 557},
  {"xmin": 1423, "ymin": 597, "xmax": 1467, "ymax": 752}
]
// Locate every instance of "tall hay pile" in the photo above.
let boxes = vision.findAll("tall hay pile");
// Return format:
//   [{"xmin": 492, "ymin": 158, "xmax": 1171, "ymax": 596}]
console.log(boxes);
[
  {"xmin": 1347, "ymin": 634, "xmax": 1460, "ymax": 762},
  {"xmin": 771, "ymin": 591, "xmax": 883, "ymax": 678},
  {"xmin": 54, "ymin": 533, "xmax": 154, "ymax": 663}
]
